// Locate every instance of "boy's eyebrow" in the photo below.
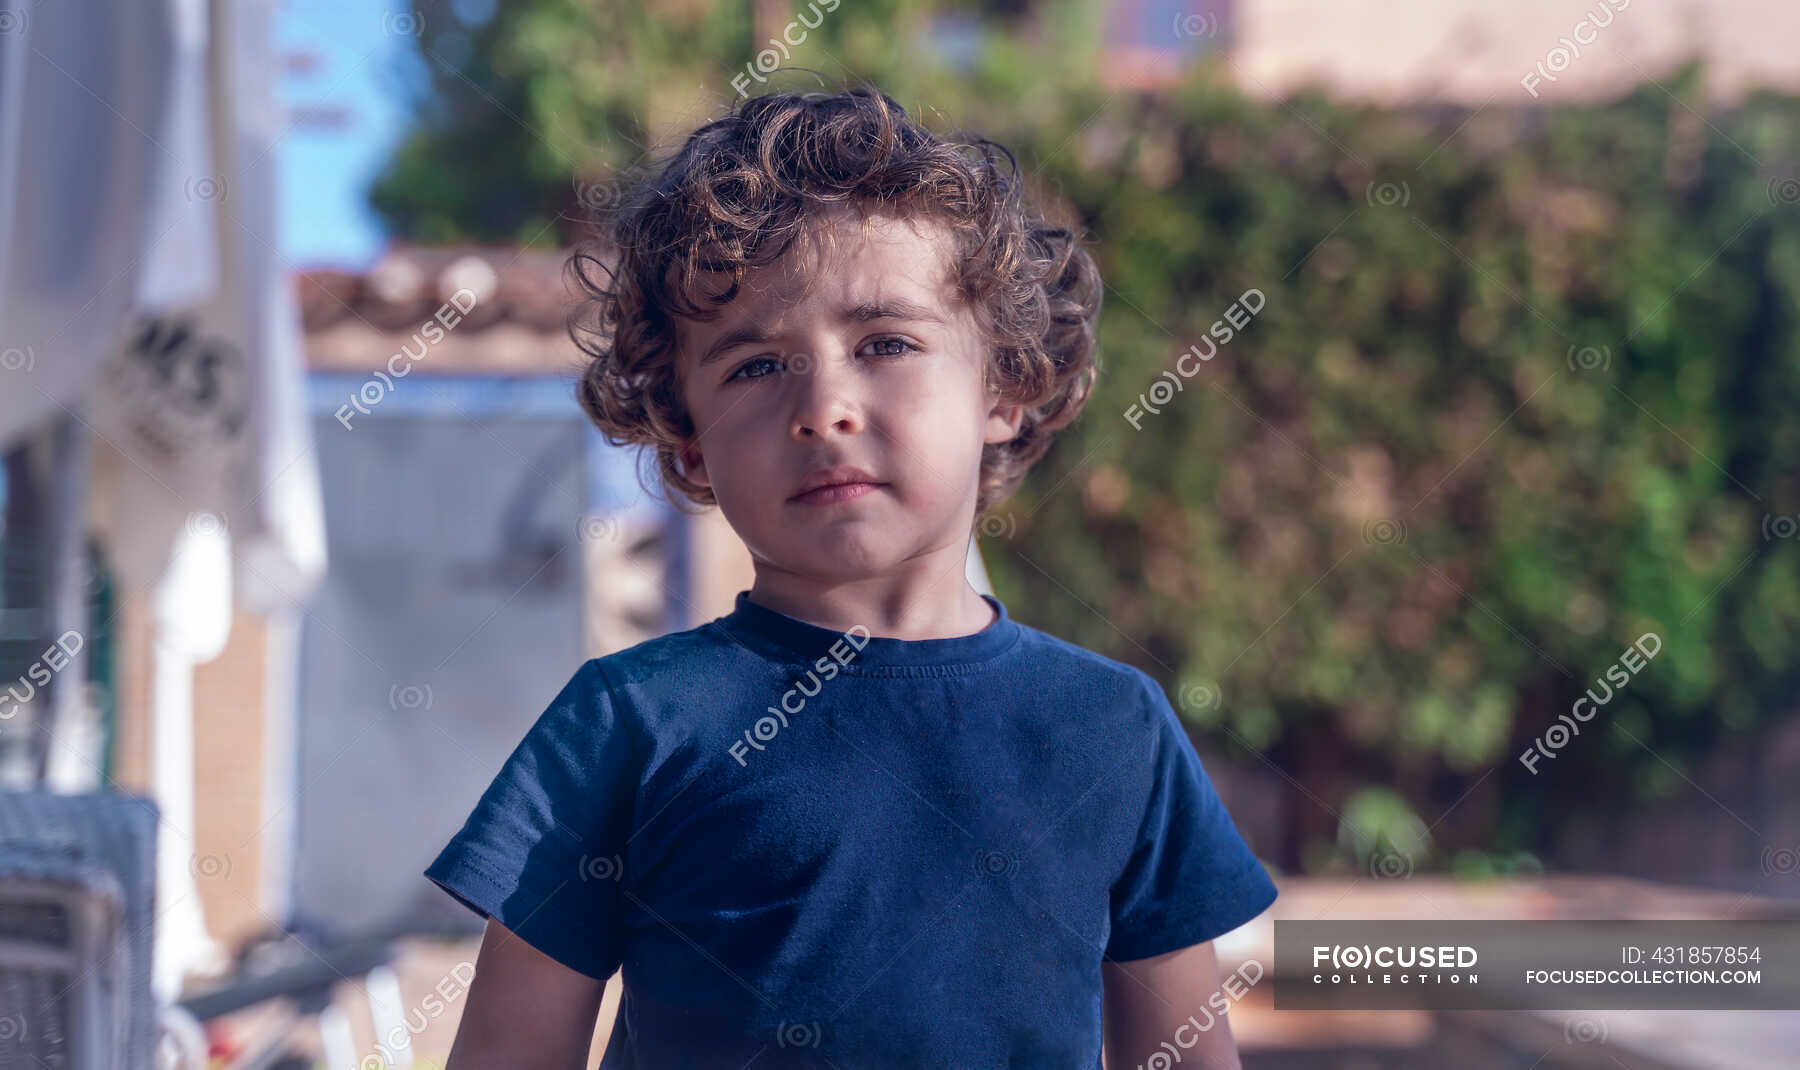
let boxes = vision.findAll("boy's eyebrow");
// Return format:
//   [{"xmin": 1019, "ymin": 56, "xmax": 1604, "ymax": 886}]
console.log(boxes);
[{"xmin": 695, "ymin": 299, "xmax": 947, "ymax": 368}]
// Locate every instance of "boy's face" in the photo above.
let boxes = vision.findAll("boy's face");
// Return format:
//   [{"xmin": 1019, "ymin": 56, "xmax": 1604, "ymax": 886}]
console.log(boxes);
[{"xmin": 674, "ymin": 207, "xmax": 1024, "ymax": 583}]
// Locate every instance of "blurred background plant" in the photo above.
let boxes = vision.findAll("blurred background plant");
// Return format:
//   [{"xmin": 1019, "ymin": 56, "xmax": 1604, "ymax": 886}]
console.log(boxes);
[{"xmin": 367, "ymin": 0, "xmax": 1800, "ymax": 880}]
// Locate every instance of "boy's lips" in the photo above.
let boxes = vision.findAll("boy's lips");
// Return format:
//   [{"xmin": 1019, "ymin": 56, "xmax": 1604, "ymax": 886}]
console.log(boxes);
[
  {"xmin": 790, "ymin": 465, "xmax": 886, "ymax": 505},
  {"xmin": 790, "ymin": 481, "xmax": 885, "ymax": 506}
]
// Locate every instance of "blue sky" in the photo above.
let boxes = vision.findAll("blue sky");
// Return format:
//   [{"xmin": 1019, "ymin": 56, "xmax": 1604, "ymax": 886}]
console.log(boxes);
[{"xmin": 275, "ymin": 0, "xmax": 420, "ymax": 270}]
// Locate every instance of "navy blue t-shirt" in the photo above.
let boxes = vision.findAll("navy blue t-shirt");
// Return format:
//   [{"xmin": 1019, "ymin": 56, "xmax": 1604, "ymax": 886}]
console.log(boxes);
[{"xmin": 424, "ymin": 590, "xmax": 1277, "ymax": 1068}]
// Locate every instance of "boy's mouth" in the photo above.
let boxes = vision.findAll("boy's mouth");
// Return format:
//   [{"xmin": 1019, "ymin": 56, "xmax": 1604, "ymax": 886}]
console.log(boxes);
[{"xmin": 790, "ymin": 465, "xmax": 887, "ymax": 505}]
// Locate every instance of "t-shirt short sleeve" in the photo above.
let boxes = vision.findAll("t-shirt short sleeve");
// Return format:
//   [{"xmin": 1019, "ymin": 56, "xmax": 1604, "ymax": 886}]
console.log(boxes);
[
  {"xmin": 424, "ymin": 658, "xmax": 638, "ymax": 981},
  {"xmin": 1106, "ymin": 672, "xmax": 1278, "ymax": 962}
]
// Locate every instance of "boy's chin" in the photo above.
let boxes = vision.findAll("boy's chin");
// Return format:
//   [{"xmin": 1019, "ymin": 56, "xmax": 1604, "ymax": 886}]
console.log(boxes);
[{"xmin": 754, "ymin": 530, "xmax": 914, "ymax": 578}]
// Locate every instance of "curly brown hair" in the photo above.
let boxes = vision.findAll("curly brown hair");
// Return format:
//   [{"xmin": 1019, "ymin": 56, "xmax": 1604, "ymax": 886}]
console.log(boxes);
[{"xmin": 566, "ymin": 84, "xmax": 1102, "ymax": 517}]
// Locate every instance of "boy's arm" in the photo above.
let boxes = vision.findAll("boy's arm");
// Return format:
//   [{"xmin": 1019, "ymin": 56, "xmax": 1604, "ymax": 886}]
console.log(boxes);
[
  {"xmin": 446, "ymin": 918, "xmax": 607, "ymax": 1070},
  {"xmin": 1102, "ymin": 940, "xmax": 1244, "ymax": 1070}
]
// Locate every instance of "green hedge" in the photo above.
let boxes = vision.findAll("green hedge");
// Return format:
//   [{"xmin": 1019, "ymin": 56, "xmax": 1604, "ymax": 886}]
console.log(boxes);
[
  {"xmin": 367, "ymin": 0, "xmax": 1800, "ymax": 872},
  {"xmin": 982, "ymin": 61, "xmax": 1800, "ymax": 872}
]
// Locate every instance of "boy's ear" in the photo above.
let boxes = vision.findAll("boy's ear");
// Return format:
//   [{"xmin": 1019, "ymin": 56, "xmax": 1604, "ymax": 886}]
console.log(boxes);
[
  {"xmin": 983, "ymin": 398, "xmax": 1026, "ymax": 446},
  {"xmin": 680, "ymin": 439, "xmax": 711, "ymax": 489}
]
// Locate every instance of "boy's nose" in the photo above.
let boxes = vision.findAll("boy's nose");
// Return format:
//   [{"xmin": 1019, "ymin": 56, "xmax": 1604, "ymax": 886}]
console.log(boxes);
[{"xmin": 788, "ymin": 349, "xmax": 866, "ymax": 438}]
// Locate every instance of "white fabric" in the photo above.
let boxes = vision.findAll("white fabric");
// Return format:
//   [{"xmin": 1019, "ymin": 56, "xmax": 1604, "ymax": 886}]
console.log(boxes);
[
  {"xmin": 0, "ymin": 0, "xmax": 216, "ymax": 445},
  {"xmin": 2, "ymin": 0, "xmax": 329, "ymax": 1000},
  {"xmin": 1, "ymin": 0, "xmax": 323, "ymax": 611},
  {"xmin": 965, "ymin": 533, "xmax": 993, "ymax": 595},
  {"xmin": 84, "ymin": 0, "xmax": 325, "ymax": 610},
  {"xmin": 209, "ymin": 0, "xmax": 326, "ymax": 613}
]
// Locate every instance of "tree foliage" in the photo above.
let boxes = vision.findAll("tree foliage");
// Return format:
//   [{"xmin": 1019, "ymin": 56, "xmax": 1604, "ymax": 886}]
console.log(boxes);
[
  {"xmin": 367, "ymin": 4, "xmax": 1800, "ymax": 871},
  {"xmin": 986, "ymin": 62, "xmax": 1800, "ymax": 869}
]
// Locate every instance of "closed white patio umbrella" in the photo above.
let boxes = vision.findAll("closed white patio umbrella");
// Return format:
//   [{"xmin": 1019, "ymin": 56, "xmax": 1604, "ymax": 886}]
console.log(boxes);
[{"xmin": 0, "ymin": 0, "xmax": 326, "ymax": 1004}]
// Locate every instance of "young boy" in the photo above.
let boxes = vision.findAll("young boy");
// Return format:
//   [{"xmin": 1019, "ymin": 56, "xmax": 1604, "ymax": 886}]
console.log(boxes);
[{"xmin": 425, "ymin": 85, "xmax": 1277, "ymax": 1069}]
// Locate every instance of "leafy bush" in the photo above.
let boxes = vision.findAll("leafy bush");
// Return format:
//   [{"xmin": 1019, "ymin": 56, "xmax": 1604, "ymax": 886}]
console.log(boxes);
[
  {"xmin": 983, "ymin": 62, "xmax": 1800, "ymax": 869},
  {"xmin": 367, "ymin": 0, "xmax": 1800, "ymax": 870}
]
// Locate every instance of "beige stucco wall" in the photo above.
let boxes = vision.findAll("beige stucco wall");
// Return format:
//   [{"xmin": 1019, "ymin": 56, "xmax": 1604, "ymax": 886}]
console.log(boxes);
[{"xmin": 1229, "ymin": 0, "xmax": 1800, "ymax": 104}]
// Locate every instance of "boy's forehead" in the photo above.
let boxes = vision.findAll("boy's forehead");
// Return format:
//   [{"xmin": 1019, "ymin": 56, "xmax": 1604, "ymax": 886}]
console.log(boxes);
[
  {"xmin": 675, "ymin": 211, "xmax": 964, "ymax": 355},
  {"xmin": 716, "ymin": 211, "xmax": 950, "ymax": 305}
]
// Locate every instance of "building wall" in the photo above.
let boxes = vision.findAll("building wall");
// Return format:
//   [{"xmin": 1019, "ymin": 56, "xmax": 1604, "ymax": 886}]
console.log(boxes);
[
  {"xmin": 110, "ymin": 588, "xmax": 285, "ymax": 964},
  {"xmin": 1229, "ymin": 0, "xmax": 1800, "ymax": 104},
  {"xmin": 191, "ymin": 609, "xmax": 278, "ymax": 950}
]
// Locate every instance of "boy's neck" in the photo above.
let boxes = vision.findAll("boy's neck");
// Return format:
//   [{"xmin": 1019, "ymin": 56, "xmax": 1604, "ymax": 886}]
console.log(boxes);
[{"xmin": 744, "ymin": 570, "xmax": 997, "ymax": 641}]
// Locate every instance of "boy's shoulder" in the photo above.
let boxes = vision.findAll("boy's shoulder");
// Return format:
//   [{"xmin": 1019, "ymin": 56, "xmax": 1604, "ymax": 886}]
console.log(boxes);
[
  {"xmin": 1010, "ymin": 617, "xmax": 1163, "ymax": 690},
  {"xmin": 1009, "ymin": 619, "xmax": 1180, "ymax": 731},
  {"xmin": 583, "ymin": 613, "xmax": 735, "ymax": 679}
]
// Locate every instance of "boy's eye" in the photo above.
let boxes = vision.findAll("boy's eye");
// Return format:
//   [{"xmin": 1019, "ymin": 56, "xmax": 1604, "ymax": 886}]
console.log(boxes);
[
  {"xmin": 724, "ymin": 338, "xmax": 920, "ymax": 382},
  {"xmin": 727, "ymin": 356, "xmax": 781, "ymax": 382},
  {"xmin": 861, "ymin": 337, "xmax": 918, "ymax": 358}
]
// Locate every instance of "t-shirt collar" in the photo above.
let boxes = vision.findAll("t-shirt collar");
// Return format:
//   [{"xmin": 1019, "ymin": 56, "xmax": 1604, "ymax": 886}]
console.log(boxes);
[{"xmin": 714, "ymin": 589, "xmax": 1020, "ymax": 670}]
